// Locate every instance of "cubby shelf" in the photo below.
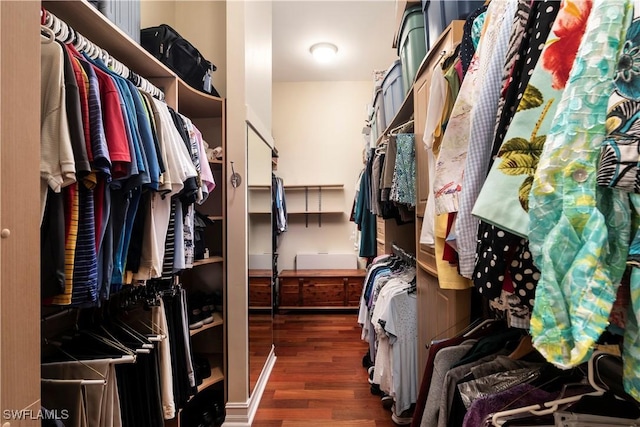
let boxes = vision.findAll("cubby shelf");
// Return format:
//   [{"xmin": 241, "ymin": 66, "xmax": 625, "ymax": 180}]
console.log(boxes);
[{"xmin": 189, "ymin": 312, "xmax": 224, "ymax": 337}]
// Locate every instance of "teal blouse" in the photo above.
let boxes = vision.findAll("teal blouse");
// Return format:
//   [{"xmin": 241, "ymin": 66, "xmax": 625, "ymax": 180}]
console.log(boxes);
[{"xmin": 528, "ymin": 0, "xmax": 633, "ymax": 368}]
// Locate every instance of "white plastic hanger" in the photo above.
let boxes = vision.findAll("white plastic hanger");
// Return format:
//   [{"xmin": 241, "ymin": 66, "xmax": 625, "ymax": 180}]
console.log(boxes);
[
  {"xmin": 40, "ymin": 25, "xmax": 55, "ymax": 44},
  {"xmin": 489, "ymin": 351, "xmax": 610, "ymax": 426}
]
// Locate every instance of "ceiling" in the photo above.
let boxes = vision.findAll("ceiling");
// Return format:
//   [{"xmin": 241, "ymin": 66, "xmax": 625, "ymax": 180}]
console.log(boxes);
[{"xmin": 272, "ymin": 0, "xmax": 401, "ymax": 82}]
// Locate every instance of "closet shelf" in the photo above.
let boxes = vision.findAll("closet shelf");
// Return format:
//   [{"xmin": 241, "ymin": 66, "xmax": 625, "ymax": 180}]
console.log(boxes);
[
  {"xmin": 288, "ymin": 210, "xmax": 343, "ymax": 215},
  {"xmin": 189, "ymin": 312, "xmax": 224, "ymax": 337},
  {"xmin": 284, "ymin": 184, "xmax": 344, "ymax": 190},
  {"xmin": 192, "ymin": 256, "xmax": 224, "ymax": 267},
  {"xmin": 207, "ymin": 215, "xmax": 224, "ymax": 221},
  {"xmin": 195, "ymin": 366, "xmax": 224, "ymax": 395},
  {"xmin": 377, "ymin": 87, "xmax": 414, "ymax": 146},
  {"xmin": 417, "ymin": 259, "xmax": 438, "ymax": 278},
  {"xmin": 177, "ymin": 81, "xmax": 223, "ymax": 118},
  {"xmin": 43, "ymin": 0, "xmax": 173, "ymax": 79},
  {"xmin": 43, "ymin": 1, "xmax": 224, "ymax": 120}
]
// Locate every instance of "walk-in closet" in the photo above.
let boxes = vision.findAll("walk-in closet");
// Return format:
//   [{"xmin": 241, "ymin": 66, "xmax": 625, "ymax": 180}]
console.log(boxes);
[{"xmin": 3, "ymin": 0, "xmax": 640, "ymax": 426}]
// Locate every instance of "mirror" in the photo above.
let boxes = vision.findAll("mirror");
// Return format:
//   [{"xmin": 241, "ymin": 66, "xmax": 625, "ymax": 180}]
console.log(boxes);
[{"xmin": 247, "ymin": 125, "xmax": 274, "ymax": 395}]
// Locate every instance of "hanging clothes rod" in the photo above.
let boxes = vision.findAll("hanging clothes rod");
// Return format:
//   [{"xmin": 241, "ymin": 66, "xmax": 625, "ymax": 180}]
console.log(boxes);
[
  {"xmin": 389, "ymin": 119, "xmax": 415, "ymax": 136},
  {"xmin": 392, "ymin": 243, "xmax": 416, "ymax": 266},
  {"xmin": 42, "ymin": 354, "xmax": 137, "ymax": 367},
  {"xmin": 41, "ymin": 7, "xmax": 165, "ymax": 101},
  {"xmin": 41, "ymin": 308, "xmax": 76, "ymax": 323},
  {"xmin": 41, "ymin": 378, "xmax": 107, "ymax": 386}
]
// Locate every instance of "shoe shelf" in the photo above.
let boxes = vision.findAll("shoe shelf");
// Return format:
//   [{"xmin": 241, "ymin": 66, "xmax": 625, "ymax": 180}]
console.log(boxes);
[
  {"xmin": 192, "ymin": 256, "xmax": 224, "ymax": 267},
  {"xmin": 193, "ymin": 353, "xmax": 225, "ymax": 396},
  {"xmin": 189, "ymin": 312, "xmax": 224, "ymax": 337},
  {"xmin": 197, "ymin": 366, "xmax": 224, "ymax": 394}
]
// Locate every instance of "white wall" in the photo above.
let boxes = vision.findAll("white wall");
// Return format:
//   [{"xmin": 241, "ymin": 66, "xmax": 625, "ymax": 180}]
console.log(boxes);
[
  {"xmin": 245, "ymin": 1, "xmax": 273, "ymax": 132},
  {"xmin": 140, "ymin": 0, "xmax": 227, "ymax": 97},
  {"xmin": 273, "ymin": 81, "xmax": 371, "ymax": 270}
]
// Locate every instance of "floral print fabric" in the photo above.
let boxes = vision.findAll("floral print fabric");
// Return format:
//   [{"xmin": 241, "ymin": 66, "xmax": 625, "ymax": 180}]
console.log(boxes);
[
  {"xmin": 528, "ymin": 0, "xmax": 632, "ymax": 368},
  {"xmin": 595, "ymin": 9, "xmax": 640, "ymax": 402},
  {"xmin": 472, "ymin": 0, "xmax": 593, "ymax": 238},
  {"xmin": 390, "ymin": 133, "xmax": 416, "ymax": 207},
  {"xmin": 598, "ymin": 19, "xmax": 640, "ymax": 192},
  {"xmin": 433, "ymin": 0, "xmax": 511, "ymax": 215}
]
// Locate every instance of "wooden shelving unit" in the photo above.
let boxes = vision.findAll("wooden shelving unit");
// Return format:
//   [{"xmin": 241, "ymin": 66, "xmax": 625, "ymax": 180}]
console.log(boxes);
[
  {"xmin": 42, "ymin": 3, "xmax": 228, "ymax": 426},
  {"xmin": 192, "ymin": 256, "xmax": 224, "ymax": 267},
  {"xmin": 189, "ymin": 312, "xmax": 224, "ymax": 337},
  {"xmin": 196, "ymin": 365, "xmax": 225, "ymax": 393},
  {"xmin": 282, "ymin": 184, "xmax": 345, "ymax": 227}
]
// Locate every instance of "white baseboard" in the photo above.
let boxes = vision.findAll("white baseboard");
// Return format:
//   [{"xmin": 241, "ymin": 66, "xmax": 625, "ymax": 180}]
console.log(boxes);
[
  {"xmin": 248, "ymin": 346, "xmax": 276, "ymax": 425},
  {"xmin": 222, "ymin": 346, "xmax": 276, "ymax": 427}
]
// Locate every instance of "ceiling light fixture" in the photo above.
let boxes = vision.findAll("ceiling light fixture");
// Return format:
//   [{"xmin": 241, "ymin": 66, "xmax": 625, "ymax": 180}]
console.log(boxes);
[{"xmin": 309, "ymin": 42, "xmax": 338, "ymax": 63}]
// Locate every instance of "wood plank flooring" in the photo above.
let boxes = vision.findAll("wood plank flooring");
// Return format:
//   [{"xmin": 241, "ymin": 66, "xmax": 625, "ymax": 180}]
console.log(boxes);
[{"xmin": 252, "ymin": 313, "xmax": 398, "ymax": 427}]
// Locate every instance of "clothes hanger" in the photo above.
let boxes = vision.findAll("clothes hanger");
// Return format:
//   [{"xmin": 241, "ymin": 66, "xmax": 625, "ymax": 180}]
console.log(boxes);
[
  {"xmin": 389, "ymin": 119, "xmax": 415, "ymax": 136},
  {"xmin": 432, "ymin": 50, "xmax": 447, "ymax": 70},
  {"xmin": 136, "ymin": 318, "xmax": 165, "ymax": 342},
  {"xmin": 41, "ymin": 378, "xmax": 106, "ymax": 386},
  {"xmin": 40, "ymin": 25, "xmax": 55, "ymax": 44},
  {"xmin": 110, "ymin": 319, "xmax": 154, "ymax": 350},
  {"xmin": 42, "ymin": 340, "xmax": 109, "ymax": 383},
  {"xmin": 489, "ymin": 353, "xmax": 609, "ymax": 426},
  {"xmin": 461, "ymin": 317, "xmax": 505, "ymax": 338},
  {"xmin": 94, "ymin": 304, "xmax": 149, "ymax": 355}
]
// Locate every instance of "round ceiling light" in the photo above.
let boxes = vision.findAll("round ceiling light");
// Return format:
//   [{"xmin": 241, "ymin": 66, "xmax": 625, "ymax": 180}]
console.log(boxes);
[{"xmin": 309, "ymin": 42, "xmax": 338, "ymax": 63}]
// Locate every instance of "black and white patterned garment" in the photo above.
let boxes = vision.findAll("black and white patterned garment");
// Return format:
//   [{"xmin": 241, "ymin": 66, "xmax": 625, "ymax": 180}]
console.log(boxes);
[
  {"xmin": 490, "ymin": 0, "xmax": 561, "ymax": 166},
  {"xmin": 473, "ymin": 1, "xmax": 560, "ymax": 330},
  {"xmin": 460, "ymin": 4, "xmax": 489, "ymax": 76},
  {"xmin": 474, "ymin": 226, "xmax": 540, "ymax": 330}
]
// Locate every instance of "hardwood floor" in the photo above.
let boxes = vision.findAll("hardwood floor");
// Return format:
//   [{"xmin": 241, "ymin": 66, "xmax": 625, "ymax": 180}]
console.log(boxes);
[{"xmin": 252, "ymin": 312, "xmax": 399, "ymax": 427}]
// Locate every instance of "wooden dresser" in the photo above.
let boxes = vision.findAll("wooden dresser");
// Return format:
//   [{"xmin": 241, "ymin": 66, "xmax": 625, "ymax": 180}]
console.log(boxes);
[
  {"xmin": 249, "ymin": 269, "xmax": 273, "ymax": 309},
  {"xmin": 278, "ymin": 269, "xmax": 366, "ymax": 309}
]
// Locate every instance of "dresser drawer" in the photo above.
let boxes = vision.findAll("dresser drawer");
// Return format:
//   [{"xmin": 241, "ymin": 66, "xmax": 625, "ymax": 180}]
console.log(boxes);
[
  {"xmin": 301, "ymin": 280, "xmax": 344, "ymax": 307},
  {"xmin": 347, "ymin": 280, "xmax": 364, "ymax": 306},
  {"xmin": 249, "ymin": 280, "xmax": 272, "ymax": 307},
  {"xmin": 278, "ymin": 270, "xmax": 366, "ymax": 309},
  {"xmin": 279, "ymin": 278, "xmax": 301, "ymax": 306}
]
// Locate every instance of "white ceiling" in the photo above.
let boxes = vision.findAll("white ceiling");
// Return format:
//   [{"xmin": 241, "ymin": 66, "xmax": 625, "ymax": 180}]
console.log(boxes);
[{"xmin": 272, "ymin": 0, "xmax": 400, "ymax": 82}]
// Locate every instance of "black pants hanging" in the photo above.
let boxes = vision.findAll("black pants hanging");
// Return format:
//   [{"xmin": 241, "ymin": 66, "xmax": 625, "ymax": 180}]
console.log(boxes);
[{"xmin": 116, "ymin": 352, "xmax": 164, "ymax": 427}]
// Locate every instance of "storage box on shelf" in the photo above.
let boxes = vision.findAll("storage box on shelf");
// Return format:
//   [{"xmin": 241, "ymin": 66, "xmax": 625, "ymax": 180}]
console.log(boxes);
[
  {"xmin": 382, "ymin": 59, "xmax": 404, "ymax": 128},
  {"xmin": 373, "ymin": 86, "xmax": 386, "ymax": 138},
  {"xmin": 422, "ymin": 0, "xmax": 485, "ymax": 52},
  {"xmin": 398, "ymin": 4, "xmax": 427, "ymax": 94},
  {"xmin": 42, "ymin": 2, "xmax": 227, "ymax": 425},
  {"xmin": 89, "ymin": 0, "xmax": 141, "ymax": 43}
]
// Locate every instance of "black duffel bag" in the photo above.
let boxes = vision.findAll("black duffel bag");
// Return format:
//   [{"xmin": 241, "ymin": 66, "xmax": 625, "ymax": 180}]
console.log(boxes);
[{"xmin": 140, "ymin": 24, "xmax": 219, "ymax": 97}]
